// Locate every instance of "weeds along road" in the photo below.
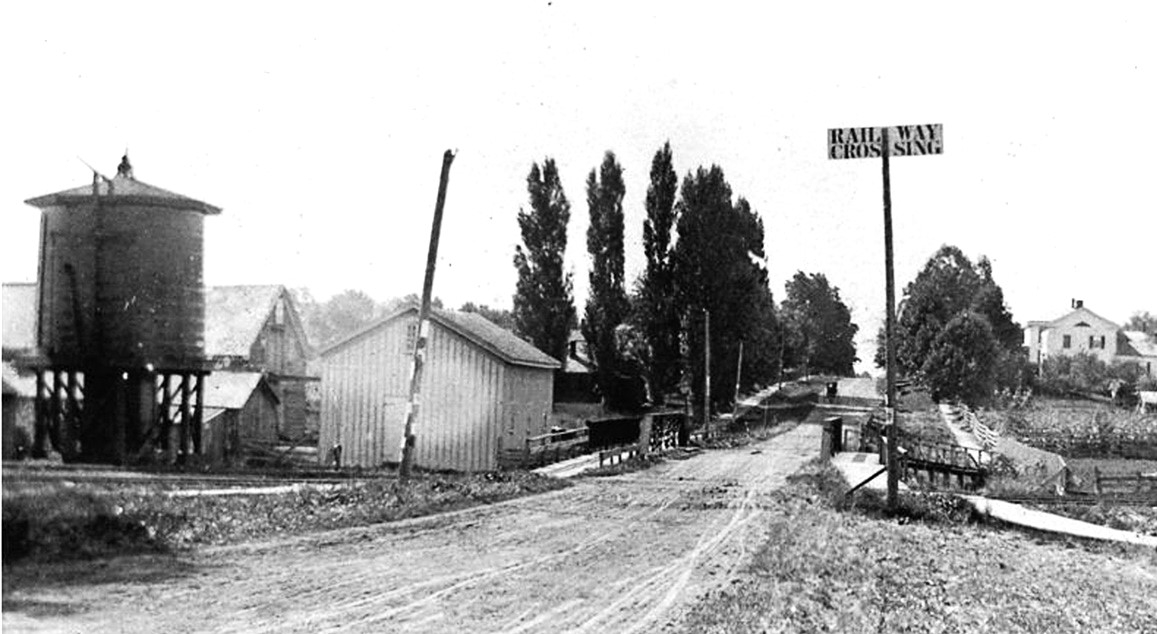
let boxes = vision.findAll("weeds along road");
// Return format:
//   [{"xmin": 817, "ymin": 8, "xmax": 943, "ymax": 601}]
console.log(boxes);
[{"xmin": 5, "ymin": 423, "xmax": 821, "ymax": 634}]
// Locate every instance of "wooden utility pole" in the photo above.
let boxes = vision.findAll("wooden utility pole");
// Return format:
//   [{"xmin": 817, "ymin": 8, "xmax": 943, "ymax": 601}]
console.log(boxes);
[
  {"xmin": 703, "ymin": 309, "xmax": 711, "ymax": 439},
  {"xmin": 399, "ymin": 149, "xmax": 455, "ymax": 480},
  {"xmin": 827, "ymin": 122, "xmax": 942, "ymax": 512},
  {"xmin": 882, "ymin": 128, "xmax": 900, "ymax": 510},
  {"xmin": 735, "ymin": 341, "xmax": 744, "ymax": 405}
]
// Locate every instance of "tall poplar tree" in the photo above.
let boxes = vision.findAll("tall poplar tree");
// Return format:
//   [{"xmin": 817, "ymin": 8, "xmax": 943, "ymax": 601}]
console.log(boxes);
[
  {"xmin": 513, "ymin": 158, "xmax": 576, "ymax": 362},
  {"xmin": 673, "ymin": 165, "xmax": 779, "ymax": 411},
  {"xmin": 582, "ymin": 151, "xmax": 629, "ymax": 399},
  {"xmin": 638, "ymin": 142, "xmax": 681, "ymax": 401}
]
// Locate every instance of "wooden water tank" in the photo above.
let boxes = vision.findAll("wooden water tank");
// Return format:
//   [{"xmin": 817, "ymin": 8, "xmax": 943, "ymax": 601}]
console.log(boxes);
[{"xmin": 24, "ymin": 157, "xmax": 221, "ymax": 371}]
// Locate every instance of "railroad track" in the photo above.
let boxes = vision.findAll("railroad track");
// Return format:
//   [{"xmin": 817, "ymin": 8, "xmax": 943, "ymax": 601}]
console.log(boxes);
[{"xmin": 1, "ymin": 467, "xmax": 373, "ymax": 490}]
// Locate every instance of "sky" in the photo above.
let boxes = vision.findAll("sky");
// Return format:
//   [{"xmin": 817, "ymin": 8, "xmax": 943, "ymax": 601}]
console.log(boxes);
[{"xmin": 2, "ymin": 2, "xmax": 1154, "ymax": 373}]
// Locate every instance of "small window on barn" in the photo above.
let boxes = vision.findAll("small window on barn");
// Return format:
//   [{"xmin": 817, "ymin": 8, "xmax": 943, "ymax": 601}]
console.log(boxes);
[
  {"xmin": 273, "ymin": 300, "xmax": 285, "ymax": 326},
  {"xmin": 403, "ymin": 321, "xmax": 418, "ymax": 355},
  {"xmin": 1063, "ymin": 335, "xmax": 1071, "ymax": 349}
]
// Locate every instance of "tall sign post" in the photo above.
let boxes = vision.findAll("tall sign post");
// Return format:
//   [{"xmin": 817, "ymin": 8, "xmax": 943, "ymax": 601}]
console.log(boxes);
[
  {"xmin": 399, "ymin": 149, "xmax": 456, "ymax": 480},
  {"xmin": 828, "ymin": 123, "xmax": 942, "ymax": 510}
]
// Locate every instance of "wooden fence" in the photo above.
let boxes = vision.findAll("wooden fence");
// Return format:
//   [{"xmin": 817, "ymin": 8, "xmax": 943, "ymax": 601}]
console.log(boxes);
[
  {"xmin": 1016, "ymin": 431, "xmax": 1157, "ymax": 460},
  {"xmin": 648, "ymin": 411, "xmax": 684, "ymax": 452},
  {"xmin": 1091, "ymin": 467, "xmax": 1157, "ymax": 497},
  {"xmin": 598, "ymin": 444, "xmax": 641, "ymax": 468},
  {"xmin": 499, "ymin": 427, "xmax": 590, "ymax": 469}
]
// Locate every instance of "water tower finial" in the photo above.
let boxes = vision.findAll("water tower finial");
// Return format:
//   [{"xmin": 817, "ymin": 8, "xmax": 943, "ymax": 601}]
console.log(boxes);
[{"xmin": 117, "ymin": 153, "xmax": 133, "ymax": 179}]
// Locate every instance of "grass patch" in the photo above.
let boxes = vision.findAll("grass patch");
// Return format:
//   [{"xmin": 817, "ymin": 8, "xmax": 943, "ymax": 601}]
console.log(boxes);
[
  {"xmin": 678, "ymin": 461, "xmax": 1157, "ymax": 633},
  {"xmin": 2, "ymin": 470, "xmax": 568, "ymax": 563}
]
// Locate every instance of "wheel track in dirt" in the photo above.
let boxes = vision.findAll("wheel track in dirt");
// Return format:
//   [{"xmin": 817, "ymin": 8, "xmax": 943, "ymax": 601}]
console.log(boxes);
[{"xmin": 4, "ymin": 423, "xmax": 822, "ymax": 634}]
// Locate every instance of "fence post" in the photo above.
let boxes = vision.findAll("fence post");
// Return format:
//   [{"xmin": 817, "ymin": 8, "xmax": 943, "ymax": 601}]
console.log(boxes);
[{"xmin": 1093, "ymin": 466, "xmax": 1102, "ymax": 497}]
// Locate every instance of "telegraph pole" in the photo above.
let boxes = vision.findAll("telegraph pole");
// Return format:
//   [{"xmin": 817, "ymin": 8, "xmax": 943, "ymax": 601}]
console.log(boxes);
[
  {"xmin": 827, "ymin": 122, "xmax": 943, "ymax": 512},
  {"xmin": 703, "ymin": 309, "xmax": 711, "ymax": 439},
  {"xmin": 882, "ymin": 128, "xmax": 900, "ymax": 510},
  {"xmin": 735, "ymin": 340, "xmax": 744, "ymax": 405},
  {"xmin": 399, "ymin": 149, "xmax": 455, "ymax": 480}
]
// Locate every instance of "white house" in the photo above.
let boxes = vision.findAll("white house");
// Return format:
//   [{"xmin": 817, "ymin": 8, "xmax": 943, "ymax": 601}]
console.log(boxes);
[{"xmin": 1024, "ymin": 300, "xmax": 1157, "ymax": 376}]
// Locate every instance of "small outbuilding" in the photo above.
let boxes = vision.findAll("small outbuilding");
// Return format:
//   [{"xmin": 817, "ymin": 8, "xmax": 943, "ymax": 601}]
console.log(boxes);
[
  {"xmin": 318, "ymin": 305, "xmax": 560, "ymax": 471},
  {"xmin": 198, "ymin": 371, "xmax": 281, "ymax": 465},
  {"xmin": 204, "ymin": 285, "xmax": 316, "ymax": 440}
]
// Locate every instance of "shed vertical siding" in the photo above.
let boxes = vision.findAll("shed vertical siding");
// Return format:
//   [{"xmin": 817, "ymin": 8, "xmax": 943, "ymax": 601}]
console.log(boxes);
[{"xmin": 320, "ymin": 313, "xmax": 554, "ymax": 472}]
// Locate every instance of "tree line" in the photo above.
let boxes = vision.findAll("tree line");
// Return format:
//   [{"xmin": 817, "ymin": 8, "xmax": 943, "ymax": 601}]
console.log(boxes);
[
  {"xmin": 512, "ymin": 143, "xmax": 859, "ymax": 413},
  {"xmin": 872, "ymin": 244, "xmax": 1156, "ymax": 405}
]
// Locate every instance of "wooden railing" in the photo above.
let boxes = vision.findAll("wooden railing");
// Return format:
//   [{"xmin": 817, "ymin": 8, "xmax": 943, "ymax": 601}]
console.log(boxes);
[
  {"xmin": 499, "ymin": 427, "xmax": 590, "ymax": 469},
  {"xmin": 649, "ymin": 411, "xmax": 684, "ymax": 452}
]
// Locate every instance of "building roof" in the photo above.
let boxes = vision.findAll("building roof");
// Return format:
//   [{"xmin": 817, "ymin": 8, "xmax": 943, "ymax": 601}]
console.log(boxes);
[
  {"xmin": 2, "ymin": 283, "xmax": 37, "ymax": 353},
  {"xmin": 204, "ymin": 285, "xmax": 286, "ymax": 358},
  {"xmin": 1031, "ymin": 305, "xmax": 1120, "ymax": 331},
  {"xmin": 24, "ymin": 169, "xmax": 221, "ymax": 215},
  {"xmin": 1120, "ymin": 331, "xmax": 1157, "ymax": 358},
  {"xmin": 323, "ymin": 304, "xmax": 560, "ymax": 370},
  {"xmin": 202, "ymin": 371, "xmax": 278, "ymax": 410}
]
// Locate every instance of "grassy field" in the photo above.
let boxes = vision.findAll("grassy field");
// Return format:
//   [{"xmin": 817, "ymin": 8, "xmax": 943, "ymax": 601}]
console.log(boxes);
[
  {"xmin": 2, "ymin": 470, "xmax": 569, "ymax": 563},
  {"xmin": 678, "ymin": 463, "xmax": 1157, "ymax": 633}
]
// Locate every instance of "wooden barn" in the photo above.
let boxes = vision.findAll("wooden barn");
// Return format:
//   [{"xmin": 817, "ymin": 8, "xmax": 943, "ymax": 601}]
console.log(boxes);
[
  {"xmin": 198, "ymin": 371, "xmax": 281, "ymax": 465},
  {"xmin": 318, "ymin": 305, "xmax": 559, "ymax": 471},
  {"xmin": 204, "ymin": 285, "xmax": 316, "ymax": 440}
]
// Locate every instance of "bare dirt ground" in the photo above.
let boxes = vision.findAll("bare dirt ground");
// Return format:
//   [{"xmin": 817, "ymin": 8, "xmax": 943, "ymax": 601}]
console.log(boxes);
[{"xmin": 3, "ymin": 423, "xmax": 820, "ymax": 634}]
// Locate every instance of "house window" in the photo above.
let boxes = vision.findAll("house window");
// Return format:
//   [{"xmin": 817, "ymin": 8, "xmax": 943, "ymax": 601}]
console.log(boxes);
[
  {"xmin": 1063, "ymin": 335, "xmax": 1071, "ymax": 349},
  {"xmin": 1100, "ymin": 335, "xmax": 1106, "ymax": 349},
  {"xmin": 1089, "ymin": 336, "xmax": 1095, "ymax": 349}
]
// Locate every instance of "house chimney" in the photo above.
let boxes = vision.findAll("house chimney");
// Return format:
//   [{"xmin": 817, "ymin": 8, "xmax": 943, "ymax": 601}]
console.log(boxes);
[{"xmin": 1075, "ymin": 299, "xmax": 1083, "ymax": 309}]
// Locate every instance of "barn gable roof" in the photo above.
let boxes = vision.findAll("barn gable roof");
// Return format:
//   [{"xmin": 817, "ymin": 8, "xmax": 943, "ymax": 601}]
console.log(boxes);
[
  {"xmin": 204, "ymin": 285, "xmax": 309, "ymax": 359},
  {"xmin": 322, "ymin": 304, "xmax": 560, "ymax": 370}
]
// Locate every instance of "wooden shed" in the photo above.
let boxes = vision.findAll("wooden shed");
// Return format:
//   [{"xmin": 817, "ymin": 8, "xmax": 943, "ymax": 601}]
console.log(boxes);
[
  {"xmin": 318, "ymin": 305, "xmax": 559, "ymax": 471},
  {"xmin": 198, "ymin": 371, "xmax": 281, "ymax": 465}
]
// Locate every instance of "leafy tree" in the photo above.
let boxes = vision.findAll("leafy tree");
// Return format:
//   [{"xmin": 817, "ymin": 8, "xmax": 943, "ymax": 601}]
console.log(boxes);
[
  {"xmin": 921, "ymin": 311, "xmax": 1000, "ymax": 406},
  {"xmin": 637, "ymin": 142, "xmax": 681, "ymax": 401},
  {"xmin": 1037, "ymin": 352, "xmax": 1110, "ymax": 395},
  {"xmin": 582, "ymin": 151, "xmax": 630, "ymax": 399},
  {"xmin": 293, "ymin": 288, "xmax": 382, "ymax": 350},
  {"xmin": 673, "ymin": 166, "xmax": 780, "ymax": 411},
  {"xmin": 781, "ymin": 271, "xmax": 859, "ymax": 376},
  {"xmin": 512, "ymin": 158, "xmax": 577, "ymax": 362},
  {"xmin": 459, "ymin": 302, "xmax": 515, "ymax": 331},
  {"xmin": 1126, "ymin": 311, "xmax": 1157, "ymax": 334},
  {"xmin": 971, "ymin": 257, "xmax": 1021, "ymax": 351},
  {"xmin": 877, "ymin": 245, "xmax": 1020, "ymax": 389}
]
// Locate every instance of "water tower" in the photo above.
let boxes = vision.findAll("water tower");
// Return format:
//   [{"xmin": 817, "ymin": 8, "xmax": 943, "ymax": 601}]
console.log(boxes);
[{"xmin": 24, "ymin": 155, "xmax": 221, "ymax": 464}]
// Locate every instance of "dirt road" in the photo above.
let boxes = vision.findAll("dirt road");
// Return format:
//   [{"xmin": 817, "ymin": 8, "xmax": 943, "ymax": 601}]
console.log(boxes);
[{"xmin": 4, "ymin": 423, "xmax": 820, "ymax": 633}]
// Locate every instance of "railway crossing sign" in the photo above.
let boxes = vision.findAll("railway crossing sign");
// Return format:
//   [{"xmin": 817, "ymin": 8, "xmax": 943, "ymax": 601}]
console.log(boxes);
[
  {"xmin": 828, "ymin": 124, "xmax": 943, "ymax": 160},
  {"xmin": 829, "ymin": 122, "xmax": 943, "ymax": 510}
]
